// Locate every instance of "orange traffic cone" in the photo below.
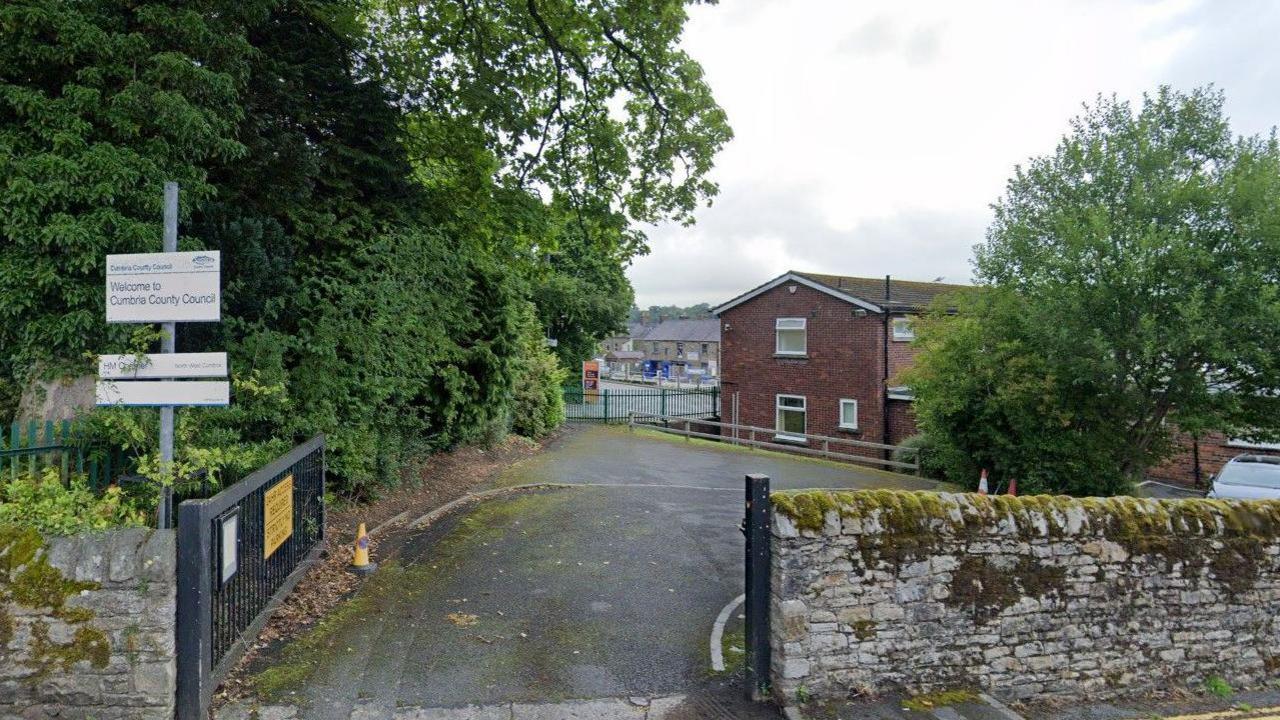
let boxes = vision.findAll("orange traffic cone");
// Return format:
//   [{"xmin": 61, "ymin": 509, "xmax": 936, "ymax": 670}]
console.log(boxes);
[
  {"xmin": 977, "ymin": 469, "xmax": 989, "ymax": 495},
  {"xmin": 349, "ymin": 522, "xmax": 377, "ymax": 575},
  {"xmin": 1007, "ymin": 477, "xmax": 1018, "ymax": 496}
]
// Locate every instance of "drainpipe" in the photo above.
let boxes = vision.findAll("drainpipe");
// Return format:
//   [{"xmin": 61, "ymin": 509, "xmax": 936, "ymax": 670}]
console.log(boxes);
[{"xmin": 882, "ymin": 275, "xmax": 891, "ymax": 457}]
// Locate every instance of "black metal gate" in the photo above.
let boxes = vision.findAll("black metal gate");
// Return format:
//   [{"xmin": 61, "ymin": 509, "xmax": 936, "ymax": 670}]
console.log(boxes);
[{"xmin": 175, "ymin": 435, "xmax": 326, "ymax": 719}]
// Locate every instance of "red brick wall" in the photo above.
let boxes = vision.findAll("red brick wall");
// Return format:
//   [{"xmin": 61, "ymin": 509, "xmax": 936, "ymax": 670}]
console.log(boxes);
[
  {"xmin": 720, "ymin": 282, "xmax": 886, "ymax": 457},
  {"xmin": 885, "ymin": 399, "xmax": 918, "ymax": 446},
  {"xmin": 1147, "ymin": 430, "xmax": 1280, "ymax": 488},
  {"xmin": 886, "ymin": 316, "xmax": 924, "ymax": 384}
]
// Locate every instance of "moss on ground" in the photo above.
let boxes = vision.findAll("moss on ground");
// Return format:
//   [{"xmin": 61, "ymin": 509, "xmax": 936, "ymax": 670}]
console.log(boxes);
[{"xmin": 902, "ymin": 689, "xmax": 978, "ymax": 711}]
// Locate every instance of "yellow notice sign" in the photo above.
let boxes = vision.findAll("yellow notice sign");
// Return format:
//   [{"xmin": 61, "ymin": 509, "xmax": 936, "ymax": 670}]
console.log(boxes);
[{"xmin": 263, "ymin": 474, "xmax": 294, "ymax": 559}]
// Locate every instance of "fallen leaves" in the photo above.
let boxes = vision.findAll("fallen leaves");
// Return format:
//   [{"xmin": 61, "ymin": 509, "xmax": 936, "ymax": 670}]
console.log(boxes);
[{"xmin": 447, "ymin": 612, "xmax": 479, "ymax": 627}]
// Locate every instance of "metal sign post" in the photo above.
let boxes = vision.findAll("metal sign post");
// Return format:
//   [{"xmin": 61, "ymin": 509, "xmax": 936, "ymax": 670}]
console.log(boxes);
[
  {"xmin": 158, "ymin": 181, "xmax": 178, "ymax": 529},
  {"xmin": 743, "ymin": 473, "xmax": 772, "ymax": 700}
]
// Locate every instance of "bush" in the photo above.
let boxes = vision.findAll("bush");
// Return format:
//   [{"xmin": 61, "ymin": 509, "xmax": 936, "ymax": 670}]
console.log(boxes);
[
  {"xmin": 0, "ymin": 468, "xmax": 148, "ymax": 535},
  {"xmin": 510, "ymin": 304, "xmax": 567, "ymax": 439},
  {"xmin": 893, "ymin": 434, "xmax": 947, "ymax": 481}
]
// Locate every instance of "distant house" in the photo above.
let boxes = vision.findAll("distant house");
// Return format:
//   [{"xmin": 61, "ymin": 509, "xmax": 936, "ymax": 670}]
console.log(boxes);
[
  {"xmin": 714, "ymin": 271, "xmax": 962, "ymax": 453},
  {"xmin": 601, "ymin": 318, "xmax": 721, "ymax": 378}
]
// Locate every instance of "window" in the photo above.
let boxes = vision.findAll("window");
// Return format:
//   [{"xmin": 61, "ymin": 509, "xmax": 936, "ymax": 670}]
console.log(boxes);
[
  {"xmin": 776, "ymin": 395, "xmax": 807, "ymax": 439},
  {"xmin": 892, "ymin": 316, "xmax": 915, "ymax": 341},
  {"xmin": 651, "ymin": 342, "xmax": 658, "ymax": 353},
  {"xmin": 776, "ymin": 318, "xmax": 807, "ymax": 355},
  {"xmin": 676, "ymin": 342, "xmax": 685, "ymax": 357},
  {"xmin": 839, "ymin": 399, "xmax": 859, "ymax": 430},
  {"xmin": 701, "ymin": 343, "xmax": 708, "ymax": 355}
]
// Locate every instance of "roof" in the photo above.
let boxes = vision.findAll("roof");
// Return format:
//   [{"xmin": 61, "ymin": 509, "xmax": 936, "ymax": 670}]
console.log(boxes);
[
  {"xmin": 713, "ymin": 270, "xmax": 966, "ymax": 315},
  {"xmin": 630, "ymin": 318, "xmax": 720, "ymax": 343}
]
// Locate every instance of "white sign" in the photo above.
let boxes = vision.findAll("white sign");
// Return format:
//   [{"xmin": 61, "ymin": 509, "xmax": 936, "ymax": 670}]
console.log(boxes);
[
  {"xmin": 96, "ymin": 380, "xmax": 230, "ymax": 407},
  {"xmin": 98, "ymin": 352, "xmax": 227, "ymax": 379},
  {"xmin": 106, "ymin": 251, "xmax": 221, "ymax": 323}
]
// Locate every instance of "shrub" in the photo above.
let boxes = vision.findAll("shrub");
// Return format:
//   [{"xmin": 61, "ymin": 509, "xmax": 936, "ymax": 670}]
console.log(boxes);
[
  {"xmin": 0, "ymin": 468, "xmax": 148, "ymax": 535},
  {"xmin": 510, "ymin": 304, "xmax": 567, "ymax": 439},
  {"xmin": 893, "ymin": 433, "xmax": 947, "ymax": 480}
]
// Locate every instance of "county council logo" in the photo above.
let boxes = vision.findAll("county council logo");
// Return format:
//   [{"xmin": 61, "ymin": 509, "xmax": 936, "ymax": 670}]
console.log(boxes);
[{"xmin": 192, "ymin": 255, "xmax": 216, "ymax": 268}]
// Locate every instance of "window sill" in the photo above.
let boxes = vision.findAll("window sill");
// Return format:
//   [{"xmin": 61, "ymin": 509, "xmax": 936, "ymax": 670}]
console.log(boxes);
[
  {"xmin": 772, "ymin": 434, "xmax": 809, "ymax": 446},
  {"xmin": 773, "ymin": 353, "xmax": 809, "ymax": 360},
  {"xmin": 837, "ymin": 425, "xmax": 860, "ymax": 434}
]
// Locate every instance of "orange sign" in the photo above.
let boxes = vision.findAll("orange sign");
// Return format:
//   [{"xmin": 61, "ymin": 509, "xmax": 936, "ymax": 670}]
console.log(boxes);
[
  {"xmin": 263, "ymin": 474, "xmax": 294, "ymax": 559},
  {"xmin": 582, "ymin": 361, "xmax": 600, "ymax": 404}
]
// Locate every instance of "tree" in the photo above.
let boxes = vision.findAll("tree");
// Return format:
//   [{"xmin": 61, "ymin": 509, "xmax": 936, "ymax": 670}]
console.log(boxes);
[{"xmin": 906, "ymin": 87, "xmax": 1280, "ymax": 494}]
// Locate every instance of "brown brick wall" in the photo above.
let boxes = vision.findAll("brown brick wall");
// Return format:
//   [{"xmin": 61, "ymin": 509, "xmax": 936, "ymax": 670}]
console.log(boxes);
[
  {"xmin": 885, "ymin": 399, "xmax": 918, "ymax": 446},
  {"xmin": 1147, "ymin": 430, "xmax": 1280, "ymax": 488},
  {"xmin": 720, "ymin": 282, "xmax": 886, "ymax": 457},
  {"xmin": 886, "ymin": 316, "xmax": 923, "ymax": 383}
]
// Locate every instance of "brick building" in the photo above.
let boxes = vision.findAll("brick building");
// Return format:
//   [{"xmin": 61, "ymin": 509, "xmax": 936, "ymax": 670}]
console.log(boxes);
[
  {"xmin": 714, "ymin": 271, "xmax": 961, "ymax": 453},
  {"xmin": 714, "ymin": 271, "xmax": 1277, "ymax": 487}
]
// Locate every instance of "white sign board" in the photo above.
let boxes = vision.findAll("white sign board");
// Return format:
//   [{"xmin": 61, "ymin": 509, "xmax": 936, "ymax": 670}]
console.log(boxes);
[
  {"xmin": 96, "ymin": 380, "xmax": 230, "ymax": 407},
  {"xmin": 98, "ymin": 352, "xmax": 227, "ymax": 379},
  {"xmin": 106, "ymin": 251, "xmax": 221, "ymax": 323}
]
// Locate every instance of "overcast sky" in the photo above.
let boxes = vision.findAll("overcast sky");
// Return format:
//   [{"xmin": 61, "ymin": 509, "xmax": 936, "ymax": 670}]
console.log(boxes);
[{"xmin": 627, "ymin": 0, "xmax": 1280, "ymax": 308}]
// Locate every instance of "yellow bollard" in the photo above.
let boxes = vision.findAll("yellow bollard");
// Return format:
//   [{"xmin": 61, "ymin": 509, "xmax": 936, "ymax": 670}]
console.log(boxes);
[{"xmin": 349, "ymin": 522, "xmax": 377, "ymax": 575}]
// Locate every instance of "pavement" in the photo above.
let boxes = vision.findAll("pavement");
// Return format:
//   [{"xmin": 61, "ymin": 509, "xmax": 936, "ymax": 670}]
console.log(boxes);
[{"xmin": 234, "ymin": 425, "xmax": 946, "ymax": 719}]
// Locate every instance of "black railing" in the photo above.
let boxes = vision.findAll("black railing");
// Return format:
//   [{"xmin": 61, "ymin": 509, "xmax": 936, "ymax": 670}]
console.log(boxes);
[
  {"xmin": 563, "ymin": 386, "xmax": 719, "ymax": 422},
  {"xmin": 175, "ymin": 435, "xmax": 325, "ymax": 719}
]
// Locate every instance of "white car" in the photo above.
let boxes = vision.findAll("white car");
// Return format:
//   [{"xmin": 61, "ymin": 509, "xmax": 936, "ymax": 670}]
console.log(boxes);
[{"xmin": 1206, "ymin": 455, "xmax": 1280, "ymax": 500}]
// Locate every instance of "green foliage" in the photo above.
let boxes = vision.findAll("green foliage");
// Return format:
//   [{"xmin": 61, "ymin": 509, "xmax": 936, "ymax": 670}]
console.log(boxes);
[
  {"xmin": 892, "ymin": 434, "xmax": 946, "ymax": 481},
  {"xmin": 510, "ymin": 305, "xmax": 567, "ymax": 439},
  {"xmin": 0, "ymin": 0, "xmax": 263, "ymax": 371},
  {"xmin": 907, "ymin": 87, "xmax": 1280, "ymax": 494},
  {"xmin": 629, "ymin": 303, "xmax": 713, "ymax": 322},
  {"xmin": 1, "ymin": 0, "xmax": 728, "ymax": 499},
  {"xmin": 0, "ymin": 468, "xmax": 147, "ymax": 535},
  {"xmin": 1204, "ymin": 676, "xmax": 1234, "ymax": 698}
]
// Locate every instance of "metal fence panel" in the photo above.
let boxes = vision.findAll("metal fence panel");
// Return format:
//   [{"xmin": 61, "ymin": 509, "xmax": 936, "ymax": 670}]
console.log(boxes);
[
  {"xmin": 0, "ymin": 419, "xmax": 127, "ymax": 489},
  {"xmin": 563, "ymin": 387, "xmax": 719, "ymax": 423},
  {"xmin": 175, "ymin": 435, "xmax": 325, "ymax": 719}
]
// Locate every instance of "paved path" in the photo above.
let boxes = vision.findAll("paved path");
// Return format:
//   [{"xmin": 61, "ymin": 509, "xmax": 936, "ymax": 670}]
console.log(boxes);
[{"xmin": 240, "ymin": 426, "xmax": 946, "ymax": 718}]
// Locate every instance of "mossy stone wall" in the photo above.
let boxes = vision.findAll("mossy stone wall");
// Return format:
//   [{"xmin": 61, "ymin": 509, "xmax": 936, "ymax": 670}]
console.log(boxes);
[
  {"xmin": 0, "ymin": 525, "xmax": 176, "ymax": 719},
  {"xmin": 770, "ymin": 490, "xmax": 1280, "ymax": 705}
]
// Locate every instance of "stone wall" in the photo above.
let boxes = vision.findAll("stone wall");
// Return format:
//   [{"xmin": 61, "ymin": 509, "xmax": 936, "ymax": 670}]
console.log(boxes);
[
  {"xmin": 0, "ymin": 526, "xmax": 176, "ymax": 719},
  {"xmin": 769, "ymin": 490, "xmax": 1280, "ymax": 705}
]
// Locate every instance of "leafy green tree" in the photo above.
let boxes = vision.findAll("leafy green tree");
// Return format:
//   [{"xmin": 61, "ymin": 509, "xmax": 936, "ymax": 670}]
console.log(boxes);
[
  {"xmin": 0, "ymin": 0, "xmax": 263, "ymax": 369},
  {"xmin": 907, "ymin": 87, "xmax": 1280, "ymax": 494}
]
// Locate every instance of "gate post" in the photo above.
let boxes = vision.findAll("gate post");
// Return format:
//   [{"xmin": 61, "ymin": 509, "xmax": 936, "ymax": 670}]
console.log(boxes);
[
  {"xmin": 743, "ymin": 473, "xmax": 772, "ymax": 700},
  {"xmin": 175, "ymin": 500, "xmax": 213, "ymax": 719},
  {"xmin": 603, "ymin": 389, "xmax": 610, "ymax": 422},
  {"xmin": 660, "ymin": 387, "xmax": 667, "ymax": 417}
]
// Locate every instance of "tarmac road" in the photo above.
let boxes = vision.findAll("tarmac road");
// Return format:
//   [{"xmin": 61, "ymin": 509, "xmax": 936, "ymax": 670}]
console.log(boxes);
[{"xmin": 242, "ymin": 425, "xmax": 946, "ymax": 718}]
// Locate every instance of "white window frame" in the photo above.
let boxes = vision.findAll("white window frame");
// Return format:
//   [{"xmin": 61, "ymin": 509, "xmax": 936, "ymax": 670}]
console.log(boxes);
[
  {"xmin": 775, "ymin": 394, "xmax": 807, "ymax": 442},
  {"xmin": 838, "ymin": 399, "xmax": 859, "ymax": 431},
  {"xmin": 775, "ymin": 318, "xmax": 807, "ymax": 355},
  {"xmin": 891, "ymin": 316, "xmax": 915, "ymax": 341}
]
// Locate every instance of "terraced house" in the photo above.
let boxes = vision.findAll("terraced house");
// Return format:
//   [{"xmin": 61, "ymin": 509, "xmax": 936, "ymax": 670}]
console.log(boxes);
[{"xmin": 713, "ymin": 271, "xmax": 962, "ymax": 455}]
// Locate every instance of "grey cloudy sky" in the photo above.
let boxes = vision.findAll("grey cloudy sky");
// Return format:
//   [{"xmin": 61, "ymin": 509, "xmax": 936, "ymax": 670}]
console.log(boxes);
[{"xmin": 628, "ymin": 0, "xmax": 1280, "ymax": 308}]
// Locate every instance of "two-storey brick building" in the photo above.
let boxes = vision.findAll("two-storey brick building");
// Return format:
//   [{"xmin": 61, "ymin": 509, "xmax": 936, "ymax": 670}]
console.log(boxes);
[{"xmin": 713, "ymin": 271, "xmax": 961, "ymax": 453}]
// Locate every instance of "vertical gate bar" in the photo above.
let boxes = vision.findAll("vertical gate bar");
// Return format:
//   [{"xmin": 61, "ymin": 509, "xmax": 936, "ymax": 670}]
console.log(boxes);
[
  {"xmin": 176, "ymin": 499, "xmax": 214, "ymax": 720},
  {"xmin": 743, "ymin": 473, "xmax": 772, "ymax": 700}
]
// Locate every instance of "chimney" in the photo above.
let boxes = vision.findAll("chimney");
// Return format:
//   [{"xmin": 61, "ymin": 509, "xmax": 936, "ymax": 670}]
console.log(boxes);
[{"xmin": 885, "ymin": 274, "xmax": 891, "ymax": 301}]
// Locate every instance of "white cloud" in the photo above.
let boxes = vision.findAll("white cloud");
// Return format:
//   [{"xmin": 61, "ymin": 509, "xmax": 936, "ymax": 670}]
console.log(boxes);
[{"xmin": 629, "ymin": 0, "xmax": 1280, "ymax": 307}]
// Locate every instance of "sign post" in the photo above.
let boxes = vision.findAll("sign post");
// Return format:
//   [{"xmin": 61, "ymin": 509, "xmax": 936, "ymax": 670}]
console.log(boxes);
[
  {"xmin": 97, "ymin": 182, "xmax": 226, "ymax": 528},
  {"xmin": 158, "ymin": 181, "xmax": 178, "ymax": 529}
]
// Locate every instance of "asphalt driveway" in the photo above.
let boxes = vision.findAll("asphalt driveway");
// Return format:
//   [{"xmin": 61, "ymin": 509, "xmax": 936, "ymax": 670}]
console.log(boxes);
[{"xmin": 242, "ymin": 425, "xmax": 947, "ymax": 718}]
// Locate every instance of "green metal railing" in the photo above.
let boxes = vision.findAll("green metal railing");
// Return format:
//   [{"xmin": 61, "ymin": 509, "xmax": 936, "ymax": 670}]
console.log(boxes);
[
  {"xmin": 0, "ymin": 419, "xmax": 127, "ymax": 489},
  {"xmin": 563, "ymin": 386, "xmax": 719, "ymax": 422}
]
